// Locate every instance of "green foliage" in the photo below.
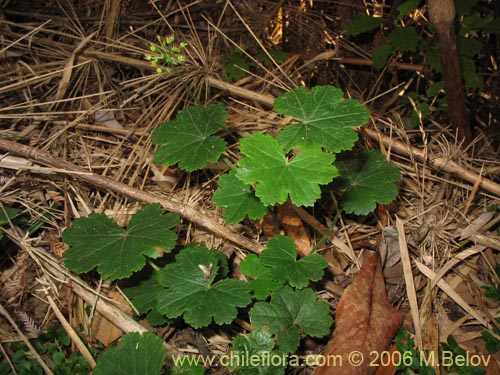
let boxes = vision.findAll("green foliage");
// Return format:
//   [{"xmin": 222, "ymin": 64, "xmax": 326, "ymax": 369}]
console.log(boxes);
[
  {"xmin": 122, "ymin": 276, "xmax": 169, "ymax": 326},
  {"xmin": 0, "ymin": 206, "xmax": 22, "ymax": 240},
  {"xmin": 395, "ymin": 327, "xmax": 435, "ymax": 375},
  {"xmin": 242, "ymin": 235, "xmax": 327, "ymax": 289},
  {"xmin": 230, "ymin": 330, "xmax": 286, "ymax": 375},
  {"xmin": 156, "ymin": 244, "xmax": 252, "ymax": 328},
  {"xmin": 344, "ymin": 16, "xmax": 383, "ymax": 36},
  {"xmin": 441, "ymin": 336, "xmax": 485, "ymax": 375},
  {"xmin": 397, "ymin": 0, "xmax": 421, "ymax": 18},
  {"xmin": 482, "ymin": 326, "xmax": 500, "ymax": 354},
  {"xmin": 167, "ymin": 359, "xmax": 206, "ymax": 375},
  {"xmin": 223, "ymin": 47, "xmax": 289, "ymax": 82},
  {"xmin": 249, "ymin": 286, "xmax": 332, "ymax": 353},
  {"xmin": 484, "ymin": 268, "xmax": 500, "ymax": 302},
  {"xmin": 274, "ymin": 85, "xmax": 370, "ymax": 153},
  {"xmin": 93, "ymin": 332, "xmax": 166, "ymax": 375},
  {"xmin": 333, "ymin": 150, "xmax": 401, "ymax": 215},
  {"xmin": 388, "ymin": 26, "xmax": 420, "ymax": 52},
  {"xmin": 7, "ymin": 327, "xmax": 91, "ymax": 375},
  {"xmin": 145, "ymin": 35, "xmax": 187, "ymax": 74},
  {"xmin": 212, "ymin": 170, "xmax": 268, "ymax": 223},
  {"xmin": 237, "ymin": 133, "xmax": 338, "ymax": 206},
  {"xmin": 223, "ymin": 47, "xmax": 256, "ymax": 82},
  {"xmin": 63, "ymin": 204, "xmax": 179, "ymax": 280},
  {"xmin": 239, "ymin": 254, "xmax": 283, "ymax": 300},
  {"xmin": 152, "ymin": 104, "xmax": 228, "ymax": 172}
]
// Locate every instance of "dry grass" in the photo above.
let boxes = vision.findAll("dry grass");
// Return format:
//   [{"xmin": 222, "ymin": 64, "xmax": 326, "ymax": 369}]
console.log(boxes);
[{"xmin": 0, "ymin": 0, "xmax": 499, "ymax": 374}]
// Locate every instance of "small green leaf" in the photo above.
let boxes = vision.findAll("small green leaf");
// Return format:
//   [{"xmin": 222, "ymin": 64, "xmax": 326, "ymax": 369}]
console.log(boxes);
[
  {"xmin": 274, "ymin": 86, "xmax": 370, "ymax": 153},
  {"xmin": 482, "ymin": 329, "xmax": 500, "ymax": 354},
  {"xmin": 389, "ymin": 26, "xmax": 420, "ymax": 52},
  {"xmin": 259, "ymin": 235, "xmax": 327, "ymax": 288},
  {"xmin": 343, "ymin": 16, "xmax": 383, "ymax": 36},
  {"xmin": 213, "ymin": 170, "xmax": 268, "ymax": 223},
  {"xmin": 237, "ymin": 133, "xmax": 338, "ymax": 206},
  {"xmin": 461, "ymin": 56, "xmax": 484, "ymax": 90},
  {"xmin": 397, "ymin": 0, "xmax": 421, "ymax": 17},
  {"xmin": 249, "ymin": 286, "xmax": 332, "ymax": 353},
  {"xmin": 156, "ymin": 245, "xmax": 252, "ymax": 328},
  {"xmin": 93, "ymin": 332, "xmax": 166, "ymax": 375},
  {"xmin": 152, "ymin": 105, "xmax": 228, "ymax": 171},
  {"xmin": 63, "ymin": 204, "xmax": 179, "ymax": 280},
  {"xmin": 334, "ymin": 150, "xmax": 400, "ymax": 215},
  {"xmin": 230, "ymin": 330, "xmax": 286, "ymax": 375}
]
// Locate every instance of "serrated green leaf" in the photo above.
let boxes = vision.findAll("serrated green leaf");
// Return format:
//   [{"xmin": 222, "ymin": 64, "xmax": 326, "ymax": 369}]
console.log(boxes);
[
  {"xmin": 240, "ymin": 254, "xmax": 283, "ymax": 300},
  {"xmin": 334, "ymin": 150, "xmax": 400, "ymax": 215},
  {"xmin": 249, "ymin": 286, "xmax": 332, "ymax": 353},
  {"xmin": 63, "ymin": 204, "xmax": 179, "ymax": 280},
  {"xmin": 389, "ymin": 26, "xmax": 420, "ymax": 52},
  {"xmin": 237, "ymin": 133, "xmax": 338, "ymax": 206},
  {"xmin": 259, "ymin": 235, "xmax": 327, "ymax": 288},
  {"xmin": 397, "ymin": 0, "xmax": 420, "ymax": 17},
  {"xmin": 343, "ymin": 16, "xmax": 383, "ymax": 36},
  {"xmin": 156, "ymin": 245, "xmax": 251, "ymax": 328},
  {"xmin": 123, "ymin": 276, "xmax": 162, "ymax": 314},
  {"xmin": 121, "ymin": 275, "xmax": 169, "ymax": 326},
  {"xmin": 213, "ymin": 170, "xmax": 267, "ymax": 223},
  {"xmin": 274, "ymin": 86, "xmax": 370, "ymax": 153},
  {"xmin": 93, "ymin": 332, "xmax": 166, "ymax": 375},
  {"xmin": 230, "ymin": 330, "xmax": 286, "ymax": 375},
  {"xmin": 152, "ymin": 105, "xmax": 228, "ymax": 171}
]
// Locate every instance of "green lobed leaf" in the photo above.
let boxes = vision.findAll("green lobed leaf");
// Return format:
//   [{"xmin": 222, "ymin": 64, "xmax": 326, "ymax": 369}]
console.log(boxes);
[
  {"xmin": 230, "ymin": 330, "xmax": 286, "ymax": 375},
  {"xmin": 389, "ymin": 26, "xmax": 420, "ymax": 52},
  {"xmin": 236, "ymin": 133, "xmax": 338, "ymax": 206},
  {"xmin": 156, "ymin": 244, "xmax": 252, "ymax": 328},
  {"xmin": 93, "ymin": 332, "xmax": 166, "ymax": 375},
  {"xmin": 274, "ymin": 86, "xmax": 370, "ymax": 153},
  {"xmin": 249, "ymin": 286, "xmax": 332, "ymax": 353},
  {"xmin": 63, "ymin": 204, "xmax": 179, "ymax": 280},
  {"xmin": 152, "ymin": 104, "xmax": 228, "ymax": 172},
  {"xmin": 333, "ymin": 150, "xmax": 400, "ymax": 215},
  {"xmin": 212, "ymin": 170, "xmax": 268, "ymax": 223},
  {"xmin": 240, "ymin": 254, "xmax": 287, "ymax": 300},
  {"xmin": 259, "ymin": 235, "xmax": 327, "ymax": 288},
  {"xmin": 122, "ymin": 275, "xmax": 169, "ymax": 326},
  {"xmin": 343, "ymin": 16, "xmax": 383, "ymax": 36}
]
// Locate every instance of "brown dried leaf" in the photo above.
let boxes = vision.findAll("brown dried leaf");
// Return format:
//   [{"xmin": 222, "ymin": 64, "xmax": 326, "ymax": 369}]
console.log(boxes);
[
  {"xmin": 277, "ymin": 202, "xmax": 311, "ymax": 255},
  {"xmin": 317, "ymin": 253, "xmax": 403, "ymax": 375}
]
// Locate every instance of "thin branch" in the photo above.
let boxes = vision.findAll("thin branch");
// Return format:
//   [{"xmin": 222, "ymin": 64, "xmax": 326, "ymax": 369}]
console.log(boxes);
[{"xmin": 0, "ymin": 137, "xmax": 264, "ymax": 254}]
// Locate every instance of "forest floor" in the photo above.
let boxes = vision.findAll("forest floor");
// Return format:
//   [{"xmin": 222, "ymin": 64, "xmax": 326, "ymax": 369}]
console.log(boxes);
[{"xmin": 0, "ymin": 1, "xmax": 499, "ymax": 374}]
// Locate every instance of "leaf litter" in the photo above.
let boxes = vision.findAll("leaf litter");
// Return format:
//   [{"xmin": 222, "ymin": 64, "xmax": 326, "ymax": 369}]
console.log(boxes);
[{"xmin": 0, "ymin": 1, "xmax": 499, "ymax": 374}]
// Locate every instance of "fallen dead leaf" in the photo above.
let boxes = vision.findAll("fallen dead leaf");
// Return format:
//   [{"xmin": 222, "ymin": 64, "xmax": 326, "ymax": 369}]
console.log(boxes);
[{"xmin": 316, "ymin": 253, "xmax": 404, "ymax": 375}]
